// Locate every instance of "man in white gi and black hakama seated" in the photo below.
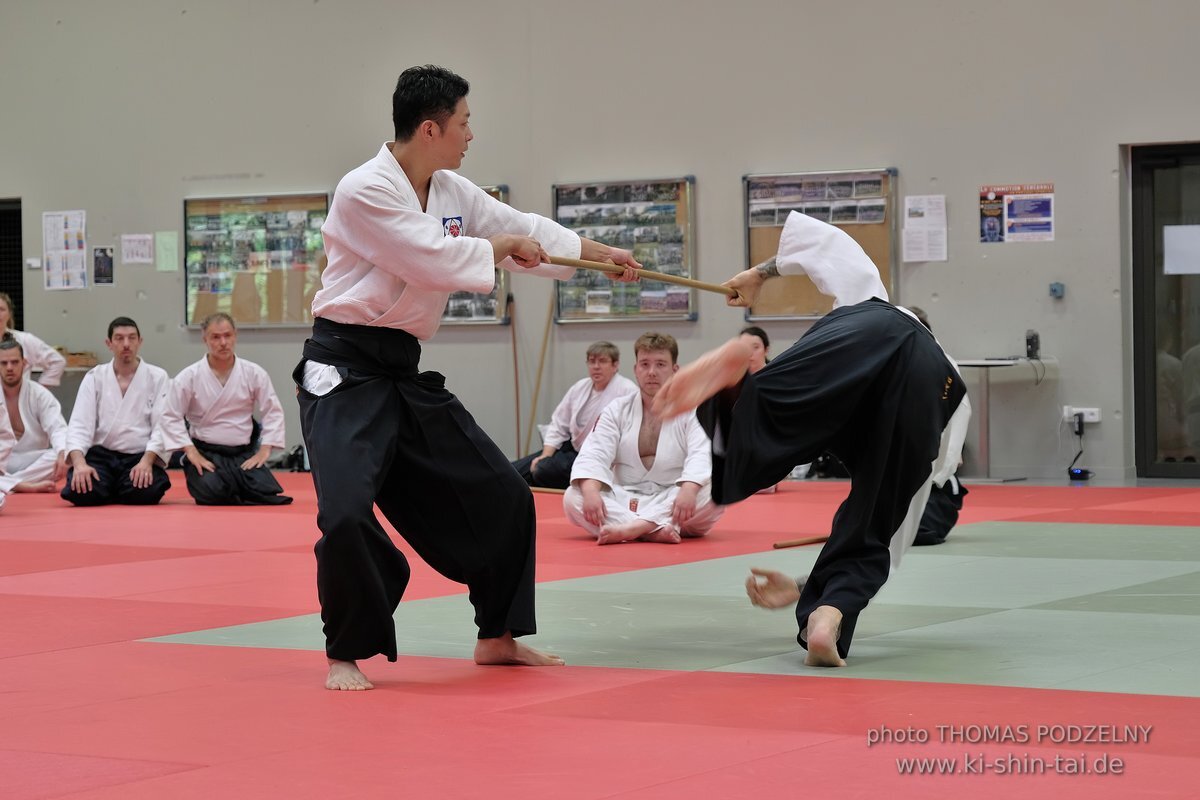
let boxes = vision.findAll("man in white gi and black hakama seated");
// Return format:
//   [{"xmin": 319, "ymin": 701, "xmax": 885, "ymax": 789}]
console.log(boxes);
[
  {"xmin": 158, "ymin": 313, "xmax": 291, "ymax": 506},
  {"xmin": 61, "ymin": 317, "xmax": 171, "ymax": 506}
]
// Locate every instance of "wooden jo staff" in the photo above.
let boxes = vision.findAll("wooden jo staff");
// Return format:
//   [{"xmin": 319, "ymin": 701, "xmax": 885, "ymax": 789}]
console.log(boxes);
[
  {"xmin": 773, "ymin": 535, "xmax": 830, "ymax": 550},
  {"xmin": 547, "ymin": 256, "xmax": 737, "ymax": 298}
]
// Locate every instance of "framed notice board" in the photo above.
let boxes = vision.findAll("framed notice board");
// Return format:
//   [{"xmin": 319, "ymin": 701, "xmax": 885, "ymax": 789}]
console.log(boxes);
[
  {"xmin": 184, "ymin": 193, "xmax": 328, "ymax": 328},
  {"xmin": 743, "ymin": 168, "xmax": 896, "ymax": 320},
  {"xmin": 552, "ymin": 176, "xmax": 696, "ymax": 323},
  {"xmin": 440, "ymin": 184, "xmax": 512, "ymax": 326}
]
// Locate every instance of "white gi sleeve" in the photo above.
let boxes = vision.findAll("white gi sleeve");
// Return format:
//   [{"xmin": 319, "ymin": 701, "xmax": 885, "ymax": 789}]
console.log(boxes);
[
  {"xmin": 569, "ymin": 403, "xmax": 623, "ymax": 489},
  {"xmin": 776, "ymin": 211, "xmax": 889, "ymax": 308},
  {"xmin": 65, "ymin": 368, "xmax": 100, "ymax": 455},
  {"xmin": 19, "ymin": 331, "xmax": 67, "ymax": 387},
  {"xmin": 676, "ymin": 413, "xmax": 714, "ymax": 487}
]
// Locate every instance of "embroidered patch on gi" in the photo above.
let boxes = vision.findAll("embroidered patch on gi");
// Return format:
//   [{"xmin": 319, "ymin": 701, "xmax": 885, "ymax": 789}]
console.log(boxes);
[{"xmin": 443, "ymin": 216, "xmax": 463, "ymax": 237}]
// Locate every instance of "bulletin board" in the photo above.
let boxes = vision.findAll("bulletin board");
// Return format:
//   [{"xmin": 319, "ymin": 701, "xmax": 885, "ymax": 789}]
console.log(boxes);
[
  {"xmin": 743, "ymin": 168, "xmax": 896, "ymax": 320},
  {"xmin": 440, "ymin": 184, "xmax": 512, "ymax": 325},
  {"xmin": 552, "ymin": 177, "xmax": 696, "ymax": 323},
  {"xmin": 184, "ymin": 193, "xmax": 327, "ymax": 328}
]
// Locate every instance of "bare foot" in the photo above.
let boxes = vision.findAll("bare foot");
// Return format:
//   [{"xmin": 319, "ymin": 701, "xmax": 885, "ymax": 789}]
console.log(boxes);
[
  {"xmin": 14, "ymin": 480, "xmax": 57, "ymax": 493},
  {"xmin": 639, "ymin": 524, "xmax": 681, "ymax": 544},
  {"xmin": 325, "ymin": 658, "xmax": 374, "ymax": 690},
  {"xmin": 474, "ymin": 632, "xmax": 564, "ymax": 666},
  {"xmin": 652, "ymin": 338, "xmax": 752, "ymax": 418},
  {"xmin": 804, "ymin": 605, "xmax": 846, "ymax": 667},
  {"xmin": 597, "ymin": 518, "xmax": 656, "ymax": 545}
]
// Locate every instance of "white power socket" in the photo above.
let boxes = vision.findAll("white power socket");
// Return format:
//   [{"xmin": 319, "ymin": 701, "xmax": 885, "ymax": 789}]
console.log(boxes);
[{"xmin": 1062, "ymin": 405, "xmax": 1101, "ymax": 423}]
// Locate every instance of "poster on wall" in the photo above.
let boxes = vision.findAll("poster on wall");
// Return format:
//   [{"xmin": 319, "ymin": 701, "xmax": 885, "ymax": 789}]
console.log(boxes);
[
  {"xmin": 93, "ymin": 246, "xmax": 114, "ymax": 286},
  {"xmin": 552, "ymin": 176, "xmax": 696, "ymax": 323},
  {"xmin": 121, "ymin": 234, "xmax": 154, "ymax": 264},
  {"xmin": 41, "ymin": 210, "xmax": 88, "ymax": 291},
  {"xmin": 979, "ymin": 183, "xmax": 1054, "ymax": 243},
  {"xmin": 183, "ymin": 193, "xmax": 327, "ymax": 327}
]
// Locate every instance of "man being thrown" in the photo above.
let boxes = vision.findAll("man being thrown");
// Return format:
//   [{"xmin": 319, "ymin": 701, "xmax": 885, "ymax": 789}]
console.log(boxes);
[
  {"xmin": 61, "ymin": 317, "xmax": 171, "ymax": 506},
  {"xmin": 653, "ymin": 212, "xmax": 970, "ymax": 667},
  {"xmin": 296, "ymin": 65, "xmax": 640, "ymax": 690},
  {"xmin": 511, "ymin": 340, "xmax": 637, "ymax": 489},
  {"xmin": 158, "ymin": 313, "xmax": 291, "ymax": 506},
  {"xmin": 0, "ymin": 337, "xmax": 69, "ymax": 494},
  {"xmin": 565, "ymin": 332, "xmax": 723, "ymax": 545}
]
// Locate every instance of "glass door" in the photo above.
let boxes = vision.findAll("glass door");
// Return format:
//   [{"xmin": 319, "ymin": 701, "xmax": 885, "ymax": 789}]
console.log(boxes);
[{"xmin": 1132, "ymin": 144, "xmax": 1200, "ymax": 476}]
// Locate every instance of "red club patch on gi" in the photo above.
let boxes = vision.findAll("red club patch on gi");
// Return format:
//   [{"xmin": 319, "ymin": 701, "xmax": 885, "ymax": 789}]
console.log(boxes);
[{"xmin": 443, "ymin": 216, "xmax": 463, "ymax": 237}]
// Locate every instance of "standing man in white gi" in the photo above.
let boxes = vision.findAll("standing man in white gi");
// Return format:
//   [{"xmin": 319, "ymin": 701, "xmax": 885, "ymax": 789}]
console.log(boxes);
[
  {"xmin": 0, "ymin": 337, "xmax": 68, "ymax": 494},
  {"xmin": 654, "ymin": 212, "xmax": 970, "ymax": 667},
  {"xmin": 296, "ymin": 65, "xmax": 640, "ymax": 691},
  {"xmin": 511, "ymin": 340, "xmax": 637, "ymax": 489},
  {"xmin": 158, "ymin": 312, "xmax": 290, "ymax": 506},
  {"xmin": 61, "ymin": 317, "xmax": 171, "ymax": 506},
  {"xmin": 565, "ymin": 332, "xmax": 723, "ymax": 545}
]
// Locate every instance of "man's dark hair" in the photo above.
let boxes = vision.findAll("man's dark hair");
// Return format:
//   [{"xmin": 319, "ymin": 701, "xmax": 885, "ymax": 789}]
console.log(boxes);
[
  {"xmin": 107, "ymin": 316, "xmax": 141, "ymax": 339},
  {"xmin": 393, "ymin": 65, "xmax": 470, "ymax": 142},
  {"xmin": 0, "ymin": 336, "xmax": 23, "ymax": 357}
]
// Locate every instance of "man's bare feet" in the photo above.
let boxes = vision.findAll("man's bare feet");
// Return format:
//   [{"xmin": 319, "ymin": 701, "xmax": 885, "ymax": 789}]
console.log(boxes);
[
  {"xmin": 474, "ymin": 632, "xmax": 564, "ymax": 666},
  {"xmin": 639, "ymin": 524, "xmax": 682, "ymax": 544},
  {"xmin": 652, "ymin": 338, "xmax": 753, "ymax": 418},
  {"xmin": 804, "ymin": 605, "xmax": 846, "ymax": 667},
  {"xmin": 13, "ymin": 480, "xmax": 56, "ymax": 493},
  {"xmin": 326, "ymin": 658, "xmax": 374, "ymax": 690},
  {"xmin": 597, "ymin": 518, "xmax": 656, "ymax": 545}
]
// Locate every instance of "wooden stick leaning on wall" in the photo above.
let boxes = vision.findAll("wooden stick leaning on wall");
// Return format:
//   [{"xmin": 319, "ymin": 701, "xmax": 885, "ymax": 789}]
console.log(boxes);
[
  {"xmin": 546, "ymin": 257, "xmax": 737, "ymax": 298},
  {"xmin": 523, "ymin": 290, "xmax": 557, "ymax": 455}
]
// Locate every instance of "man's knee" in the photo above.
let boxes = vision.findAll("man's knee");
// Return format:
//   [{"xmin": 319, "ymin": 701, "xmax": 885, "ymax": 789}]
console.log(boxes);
[
  {"xmin": 187, "ymin": 467, "xmax": 236, "ymax": 505},
  {"xmin": 121, "ymin": 476, "xmax": 170, "ymax": 505}
]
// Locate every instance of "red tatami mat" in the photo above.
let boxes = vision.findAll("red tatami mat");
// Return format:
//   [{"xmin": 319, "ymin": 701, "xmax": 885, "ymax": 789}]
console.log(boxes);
[{"xmin": 2, "ymin": 474, "xmax": 1200, "ymax": 798}]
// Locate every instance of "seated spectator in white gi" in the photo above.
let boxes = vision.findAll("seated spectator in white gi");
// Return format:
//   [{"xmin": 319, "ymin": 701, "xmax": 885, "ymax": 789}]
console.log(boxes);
[
  {"xmin": 0, "ymin": 337, "xmax": 68, "ymax": 494},
  {"xmin": 0, "ymin": 291, "xmax": 67, "ymax": 387},
  {"xmin": 511, "ymin": 340, "xmax": 637, "ymax": 489},
  {"xmin": 565, "ymin": 332, "xmax": 724, "ymax": 544},
  {"xmin": 61, "ymin": 317, "xmax": 171, "ymax": 506},
  {"xmin": 158, "ymin": 313, "xmax": 291, "ymax": 506},
  {"xmin": 0, "ymin": 383, "xmax": 13, "ymax": 512}
]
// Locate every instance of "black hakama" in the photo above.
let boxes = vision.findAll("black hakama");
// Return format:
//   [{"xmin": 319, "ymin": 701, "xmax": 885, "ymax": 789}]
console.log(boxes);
[
  {"xmin": 60, "ymin": 445, "xmax": 172, "ymax": 506},
  {"xmin": 184, "ymin": 437, "xmax": 292, "ymax": 506},
  {"xmin": 702, "ymin": 298, "xmax": 967, "ymax": 658},
  {"xmin": 295, "ymin": 318, "xmax": 538, "ymax": 663}
]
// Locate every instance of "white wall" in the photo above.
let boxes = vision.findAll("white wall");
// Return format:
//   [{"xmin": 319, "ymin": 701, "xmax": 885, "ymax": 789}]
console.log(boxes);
[{"xmin": 3, "ymin": 0, "xmax": 1199, "ymax": 479}]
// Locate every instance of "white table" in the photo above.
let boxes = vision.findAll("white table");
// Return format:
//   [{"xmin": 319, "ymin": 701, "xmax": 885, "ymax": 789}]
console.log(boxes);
[{"xmin": 955, "ymin": 357, "xmax": 1053, "ymax": 481}]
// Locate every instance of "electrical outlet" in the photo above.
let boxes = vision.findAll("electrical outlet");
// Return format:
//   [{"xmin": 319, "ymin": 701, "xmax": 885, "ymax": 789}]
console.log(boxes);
[{"xmin": 1062, "ymin": 406, "xmax": 1102, "ymax": 423}]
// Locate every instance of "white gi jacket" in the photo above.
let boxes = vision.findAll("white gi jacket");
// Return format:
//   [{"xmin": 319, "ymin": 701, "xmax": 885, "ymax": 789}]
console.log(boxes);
[
  {"xmin": 66, "ymin": 360, "xmax": 169, "ymax": 459},
  {"xmin": 158, "ymin": 356, "xmax": 286, "ymax": 451},
  {"xmin": 0, "ymin": 404, "xmax": 11, "ymax": 508},
  {"xmin": 314, "ymin": 143, "xmax": 579, "ymax": 339},
  {"xmin": 543, "ymin": 374, "xmax": 638, "ymax": 451},
  {"xmin": 573, "ymin": 392, "xmax": 712, "ymax": 495},
  {"xmin": 0, "ymin": 380, "xmax": 69, "ymax": 493},
  {"xmin": 10, "ymin": 329, "xmax": 67, "ymax": 387}
]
